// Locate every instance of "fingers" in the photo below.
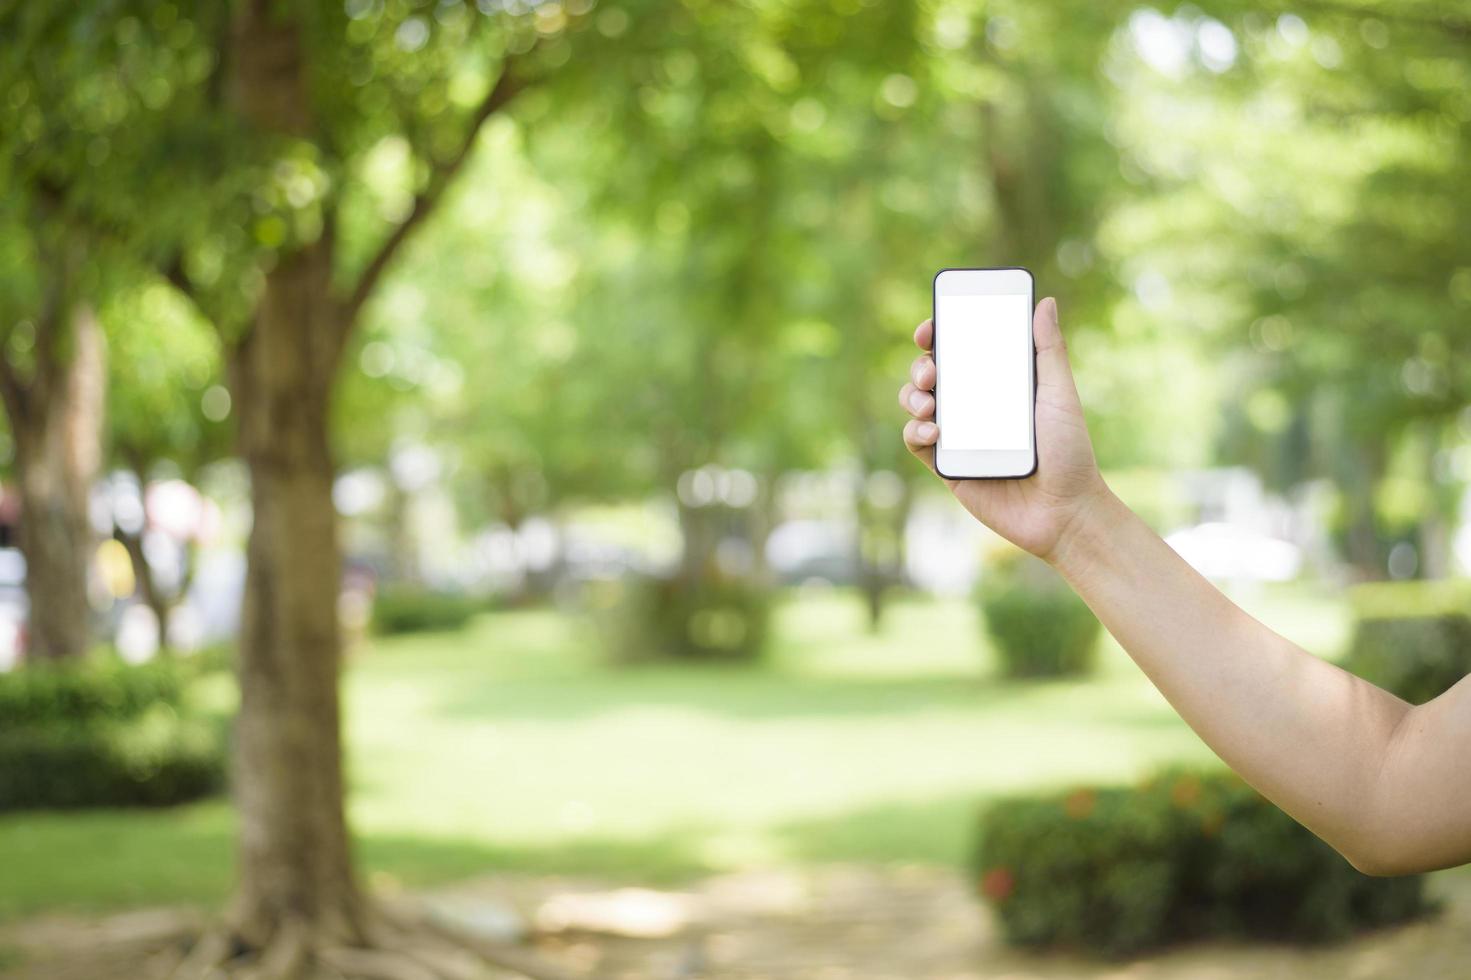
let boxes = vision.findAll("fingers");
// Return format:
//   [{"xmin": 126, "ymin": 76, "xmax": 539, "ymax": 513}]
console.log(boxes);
[
  {"xmin": 904, "ymin": 319, "xmax": 938, "ymax": 470},
  {"xmin": 897, "ymin": 382, "xmax": 934, "ymax": 420},
  {"xmin": 909, "ymin": 353, "xmax": 935, "ymax": 391},
  {"xmin": 903, "ymin": 418, "xmax": 938, "ymax": 455},
  {"xmin": 1034, "ymin": 297, "xmax": 1063, "ymax": 353},
  {"xmin": 1033, "ymin": 297, "xmax": 1081, "ymax": 401},
  {"xmin": 913, "ymin": 318, "xmax": 932, "ymax": 352}
]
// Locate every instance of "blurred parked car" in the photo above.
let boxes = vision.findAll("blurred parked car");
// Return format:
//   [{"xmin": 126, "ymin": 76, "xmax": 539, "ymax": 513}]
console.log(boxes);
[{"xmin": 765, "ymin": 519, "xmax": 858, "ymax": 586}]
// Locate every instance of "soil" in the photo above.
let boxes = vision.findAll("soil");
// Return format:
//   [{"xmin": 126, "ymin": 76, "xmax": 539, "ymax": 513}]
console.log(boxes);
[{"xmin": 4, "ymin": 866, "xmax": 1470, "ymax": 980}]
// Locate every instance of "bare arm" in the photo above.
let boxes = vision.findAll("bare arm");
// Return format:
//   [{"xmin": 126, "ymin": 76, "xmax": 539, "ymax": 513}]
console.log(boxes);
[{"xmin": 900, "ymin": 298, "xmax": 1471, "ymax": 875}]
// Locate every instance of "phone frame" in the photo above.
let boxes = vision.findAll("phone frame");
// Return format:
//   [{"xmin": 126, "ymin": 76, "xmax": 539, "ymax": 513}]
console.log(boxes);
[{"xmin": 931, "ymin": 267, "xmax": 1038, "ymax": 480}]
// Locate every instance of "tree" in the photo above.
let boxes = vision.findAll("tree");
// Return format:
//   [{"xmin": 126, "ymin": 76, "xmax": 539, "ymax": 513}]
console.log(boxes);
[
  {"xmin": 1106, "ymin": 2, "xmax": 1471, "ymax": 576},
  {"xmin": 0, "ymin": 219, "xmax": 106, "ymax": 662},
  {"xmin": 174, "ymin": 2, "xmax": 581, "ymax": 968},
  {"xmin": 9, "ymin": 0, "xmax": 595, "ymax": 972},
  {"xmin": 0, "ymin": 64, "xmax": 111, "ymax": 660}
]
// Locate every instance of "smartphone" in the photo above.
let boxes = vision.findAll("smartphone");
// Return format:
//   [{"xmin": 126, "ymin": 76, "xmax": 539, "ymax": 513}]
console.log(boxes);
[{"xmin": 932, "ymin": 267, "xmax": 1037, "ymax": 480}]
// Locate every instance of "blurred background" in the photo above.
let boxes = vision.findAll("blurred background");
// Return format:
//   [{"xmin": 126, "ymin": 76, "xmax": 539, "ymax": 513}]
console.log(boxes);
[{"xmin": 1, "ymin": 0, "xmax": 1470, "ymax": 977}]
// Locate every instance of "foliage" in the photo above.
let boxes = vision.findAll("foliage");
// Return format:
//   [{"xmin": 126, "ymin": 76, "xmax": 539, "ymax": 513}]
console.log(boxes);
[
  {"xmin": 0, "ymin": 710, "xmax": 224, "ymax": 811},
  {"xmin": 1340, "ymin": 580, "xmax": 1471, "ymax": 705},
  {"xmin": 371, "ymin": 587, "xmax": 490, "ymax": 636},
  {"xmin": 1104, "ymin": 4, "xmax": 1471, "ymax": 572},
  {"xmin": 0, "ymin": 657, "xmax": 183, "ymax": 727},
  {"xmin": 977, "ymin": 551, "xmax": 1101, "ymax": 678},
  {"xmin": 586, "ymin": 573, "xmax": 773, "ymax": 663},
  {"xmin": 0, "ymin": 656, "xmax": 223, "ymax": 811},
  {"xmin": 974, "ymin": 769, "xmax": 1432, "ymax": 957},
  {"xmin": 102, "ymin": 281, "xmax": 227, "ymax": 475}
]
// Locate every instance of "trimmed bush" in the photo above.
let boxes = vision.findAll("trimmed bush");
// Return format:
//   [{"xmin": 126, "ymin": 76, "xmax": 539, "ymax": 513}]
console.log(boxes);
[
  {"xmin": 587, "ymin": 573, "xmax": 771, "ymax": 662},
  {"xmin": 1193, "ymin": 773, "xmax": 1426, "ymax": 941},
  {"xmin": 978, "ymin": 551, "xmax": 1101, "ymax": 678},
  {"xmin": 0, "ymin": 658, "xmax": 183, "ymax": 727},
  {"xmin": 0, "ymin": 657, "xmax": 225, "ymax": 811},
  {"xmin": 0, "ymin": 710, "xmax": 225, "ymax": 810},
  {"xmin": 975, "ymin": 786, "xmax": 1181, "ymax": 955},
  {"xmin": 372, "ymin": 588, "xmax": 489, "ymax": 635},
  {"xmin": 1340, "ymin": 580, "xmax": 1471, "ymax": 704},
  {"xmin": 974, "ymin": 770, "xmax": 1431, "ymax": 958}
]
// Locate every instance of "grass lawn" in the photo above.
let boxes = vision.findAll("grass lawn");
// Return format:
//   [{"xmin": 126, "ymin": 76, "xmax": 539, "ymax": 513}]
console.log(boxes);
[{"xmin": 0, "ymin": 585, "xmax": 1352, "ymax": 919}]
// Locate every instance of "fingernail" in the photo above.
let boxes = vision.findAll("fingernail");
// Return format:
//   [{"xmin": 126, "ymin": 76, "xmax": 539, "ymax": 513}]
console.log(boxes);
[
  {"xmin": 918, "ymin": 422, "xmax": 937, "ymax": 441},
  {"xmin": 910, "ymin": 390, "xmax": 927, "ymax": 412}
]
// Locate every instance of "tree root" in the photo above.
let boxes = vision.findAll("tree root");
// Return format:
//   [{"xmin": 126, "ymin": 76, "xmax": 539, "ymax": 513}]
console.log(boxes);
[
  {"xmin": 246, "ymin": 922, "xmax": 308, "ymax": 980},
  {"xmin": 170, "ymin": 928, "xmax": 234, "ymax": 980},
  {"xmin": 166, "ymin": 904, "xmax": 582, "ymax": 980}
]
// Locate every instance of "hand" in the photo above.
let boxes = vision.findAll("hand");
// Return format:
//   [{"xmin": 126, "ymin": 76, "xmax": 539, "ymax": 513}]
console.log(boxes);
[{"xmin": 899, "ymin": 297, "xmax": 1108, "ymax": 563}]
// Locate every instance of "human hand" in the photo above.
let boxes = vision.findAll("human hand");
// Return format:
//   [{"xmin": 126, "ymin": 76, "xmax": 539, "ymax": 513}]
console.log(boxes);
[{"xmin": 899, "ymin": 297, "xmax": 1109, "ymax": 563}]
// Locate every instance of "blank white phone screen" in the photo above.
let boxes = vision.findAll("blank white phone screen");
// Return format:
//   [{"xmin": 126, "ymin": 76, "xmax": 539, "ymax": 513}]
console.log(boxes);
[{"xmin": 936, "ymin": 293, "xmax": 1031, "ymax": 451}]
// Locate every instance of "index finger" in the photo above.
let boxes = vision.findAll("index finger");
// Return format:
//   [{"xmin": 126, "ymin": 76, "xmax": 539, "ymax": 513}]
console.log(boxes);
[{"xmin": 914, "ymin": 318, "xmax": 933, "ymax": 352}]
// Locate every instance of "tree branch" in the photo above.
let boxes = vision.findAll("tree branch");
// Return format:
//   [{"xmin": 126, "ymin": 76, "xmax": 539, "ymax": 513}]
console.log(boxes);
[
  {"xmin": 339, "ymin": 64, "xmax": 524, "ymax": 328},
  {"xmin": 161, "ymin": 253, "xmax": 221, "ymax": 330},
  {"xmin": 35, "ymin": 173, "xmax": 222, "ymax": 338}
]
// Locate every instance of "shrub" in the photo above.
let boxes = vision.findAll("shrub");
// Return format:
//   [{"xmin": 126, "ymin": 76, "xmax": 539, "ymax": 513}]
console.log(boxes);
[
  {"xmin": 974, "ymin": 770, "xmax": 1432, "ymax": 957},
  {"xmin": 372, "ymin": 587, "xmax": 489, "ymax": 635},
  {"xmin": 0, "ymin": 709, "xmax": 225, "ymax": 810},
  {"xmin": 0, "ymin": 657, "xmax": 184, "ymax": 727},
  {"xmin": 1340, "ymin": 581, "xmax": 1471, "ymax": 704},
  {"xmin": 1186, "ymin": 773, "xmax": 1427, "ymax": 941},
  {"xmin": 975, "ymin": 786, "xmax": 1183, "ymax": 955},
  {"xmin": 587, "ymin": 573, "xmax": 771, "ymax": 662},
  {"xmin": 0, "ymin": 657, "xmax": 225, "ymax": 811},
  {"xmin": 977, "ymin": 551, "xmax": 1101, "ymax": 678}
]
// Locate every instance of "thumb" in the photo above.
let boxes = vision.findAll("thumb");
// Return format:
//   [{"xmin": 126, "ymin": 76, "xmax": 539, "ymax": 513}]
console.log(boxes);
[{"xmin": 1033, "ymin": 297, "xmax": 1080, "ymax": 402}]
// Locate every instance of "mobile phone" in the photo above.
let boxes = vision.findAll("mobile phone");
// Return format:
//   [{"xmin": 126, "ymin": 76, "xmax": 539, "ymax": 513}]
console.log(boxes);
[{"xmin": 932, "ymin": 267, "xmax": 1037, "ymax": 480}]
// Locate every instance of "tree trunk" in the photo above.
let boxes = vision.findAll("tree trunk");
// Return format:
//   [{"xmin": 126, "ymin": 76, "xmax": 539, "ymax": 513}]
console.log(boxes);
[
  {"xmin": 854, "ymin": 477, "xmax": 887, "ymax": 634},
  {"xmin": 11, "ymin": 305, "xmax": 104, "ymax": 661},
  {"xmin": 229, "ymin": 241, "xmax": 361, "ymax": 947},
  {"xmin": 677, "ymin": 496, "xmax": 719, "ymax": 586},
  {"xmin": 1418, "ymin": 425, "xmax": 1451, "ymax": 580},
  {"xmin": 1343, "ymin": 443, "xmax": 1386, "ymax": 580},
  {"xmin": 116, "ymin": 524, "xmax": 172, "ymax": 651},
  {"xmin": 225, "ymin": 0, "xmax": 362, "ymax": 949}
]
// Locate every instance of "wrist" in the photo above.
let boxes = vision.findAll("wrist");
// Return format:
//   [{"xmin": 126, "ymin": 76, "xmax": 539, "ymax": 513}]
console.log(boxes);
[{"xmin": 1044, "ymin": 482, "xmax": 1126, "ymax": 582}]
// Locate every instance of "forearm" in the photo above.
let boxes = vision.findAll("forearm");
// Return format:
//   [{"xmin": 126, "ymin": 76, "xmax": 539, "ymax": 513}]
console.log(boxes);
[{"xmin": 1049, "ymin": 489, "xmax": 1419, "ymax": 871}]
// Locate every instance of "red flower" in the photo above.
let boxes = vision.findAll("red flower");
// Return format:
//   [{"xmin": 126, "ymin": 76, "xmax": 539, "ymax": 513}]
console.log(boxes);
[
  {"xmin": 981, "ymin": 867, "xmax": 1016, "ymax": 902},
  {"xmin": 1064, "ymin": 788, "xmax": 1097, "ymax": 819},
  {"xmin": 1171, "ymin": 777, "xmax": 1201, "ymax": 809}
]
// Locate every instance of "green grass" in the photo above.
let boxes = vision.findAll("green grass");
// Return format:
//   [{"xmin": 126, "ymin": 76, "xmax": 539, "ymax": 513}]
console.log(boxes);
[{"xmin": 0, "ymin": 585, "xmax": 1351, "ymax": 919}]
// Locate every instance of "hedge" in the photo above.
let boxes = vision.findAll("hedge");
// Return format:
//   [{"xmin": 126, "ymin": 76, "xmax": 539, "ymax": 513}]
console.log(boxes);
[
  {"xmin": 1340, "ymin": 580, "xmax": 1471, "ymax": 705},
  {"xmin": 0, "ymin": 710, "xmax": 225, "ymax": 810},
  {"xmin": 0, "ymin": 658, "xmax": 183, "ymax": 727},
  {"xmin": 974, "ymin": 770, "xmax": 1431, "ymax": 957},
  {"xmin": 978, "ymin": 551, "xmax": 1101, "ymax": 678},
  {"xmin": 585, "ymin": 573, "xmax": 771, "ymax": 662},
  {"xmin": 372, "ymin": 587, "xmax": 489, "ymax": 635},
  {"xmin": 0, "ymin": 657, "xmax": 225, "ymax": 811}
]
